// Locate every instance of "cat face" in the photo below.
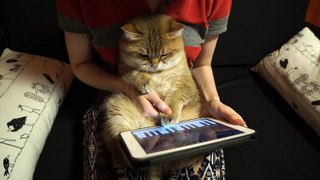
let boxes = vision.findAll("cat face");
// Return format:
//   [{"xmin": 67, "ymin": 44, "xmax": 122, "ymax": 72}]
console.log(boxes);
[
  {"xmin": 119, "ymin": 14, "xmax": 185, "ymax": 72},
  {"xmin": 121, "ymin": 44, "xmax": 184, "ymax": 72}
]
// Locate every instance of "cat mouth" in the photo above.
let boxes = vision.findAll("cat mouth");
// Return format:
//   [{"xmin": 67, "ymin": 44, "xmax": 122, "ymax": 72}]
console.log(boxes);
[
  {"xmin": 148, "ymin": 68, "xmax": 161, "ymax": 72},
  {"xmin": 143, "ymin": 66, "xmax": 163, "ymax": 72}
]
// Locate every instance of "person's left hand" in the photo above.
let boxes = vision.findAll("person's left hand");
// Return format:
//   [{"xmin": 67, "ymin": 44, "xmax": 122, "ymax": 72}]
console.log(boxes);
[{"xmin": 201, "ymin": 99, "xmax": 247, "ymax": 127}]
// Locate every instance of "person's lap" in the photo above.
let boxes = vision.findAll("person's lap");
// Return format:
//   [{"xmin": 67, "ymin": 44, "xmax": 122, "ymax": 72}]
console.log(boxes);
[{"xmin": 83, "ymin": 104, "xmax": 225, "ymax": 180}]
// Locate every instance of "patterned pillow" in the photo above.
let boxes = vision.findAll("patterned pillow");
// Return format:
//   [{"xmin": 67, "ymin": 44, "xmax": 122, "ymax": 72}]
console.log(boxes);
[
  {"xmin": 0, "ymin": 48, "xmax": 74, "ymax": 179},
  {"xmin": 252, "ymin": 27, "xmax": 320, "ymax": 136}
]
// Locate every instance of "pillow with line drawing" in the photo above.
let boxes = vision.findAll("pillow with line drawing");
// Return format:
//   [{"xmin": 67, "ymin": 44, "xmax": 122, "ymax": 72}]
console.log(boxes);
[
  {"xmin": 251, "ymin": 27, "xmax": 320, "ymax": 136},
  {"xmin": 0, "ymin": 48, "xmax": 74, "ymax": 179}
]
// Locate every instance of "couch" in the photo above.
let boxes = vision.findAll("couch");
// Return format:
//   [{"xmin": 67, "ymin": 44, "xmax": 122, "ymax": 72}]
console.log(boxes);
[{"xmin": 0, "ymin": 0, "xmax": 319, "ymax": 180}]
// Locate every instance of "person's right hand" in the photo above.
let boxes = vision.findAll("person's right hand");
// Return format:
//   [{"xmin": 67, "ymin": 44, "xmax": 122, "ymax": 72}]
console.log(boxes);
[{"xmin": 135, "ymin": 89, "xmax": 172, "ymax": 118}]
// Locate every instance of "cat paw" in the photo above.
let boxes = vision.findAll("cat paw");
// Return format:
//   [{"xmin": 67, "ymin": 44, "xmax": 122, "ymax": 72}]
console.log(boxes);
[
  {"xmin": 137, "ymin": 84, "xmax": 151, "ymax": 94},
  {"xmin": 159, "ymin": 113, "xmax": 179, "ymax": 125}
]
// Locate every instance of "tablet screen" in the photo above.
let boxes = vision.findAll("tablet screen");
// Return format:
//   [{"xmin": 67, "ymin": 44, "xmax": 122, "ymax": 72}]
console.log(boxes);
[{"xmin": 131, "ymin": 118, "xmax": 243, "ymax": 154}]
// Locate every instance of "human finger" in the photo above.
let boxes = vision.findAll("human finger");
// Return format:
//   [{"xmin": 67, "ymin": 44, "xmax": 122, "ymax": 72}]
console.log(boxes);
[
  {"xmin": 137, "ymin": 95, "xmax": 161, "ymax": 117},
  {"xmin": 144, "ymin": 90, "xmax": 172, "ymax": 115}
]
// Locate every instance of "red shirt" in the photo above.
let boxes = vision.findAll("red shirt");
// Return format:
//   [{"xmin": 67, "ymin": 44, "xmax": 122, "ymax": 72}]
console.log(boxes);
[{"xmin": 57, "ymin": 0, "xmax": 231, "ymax": 69}]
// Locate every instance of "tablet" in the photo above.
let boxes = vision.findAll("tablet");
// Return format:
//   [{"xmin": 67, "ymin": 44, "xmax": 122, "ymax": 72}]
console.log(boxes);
[{"xmin": 120, "ymin": 117, "xmax": 256, "ymax": 167}]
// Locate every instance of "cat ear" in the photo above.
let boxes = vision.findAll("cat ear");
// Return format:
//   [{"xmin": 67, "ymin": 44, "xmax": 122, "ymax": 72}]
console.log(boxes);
[
  {"xmin": 167, "ymin": 21, "xmax": 184, "ymax": 39},
  {"xmin": 121, "ymin": 24, "xmax": 141, "ymax": 41}
]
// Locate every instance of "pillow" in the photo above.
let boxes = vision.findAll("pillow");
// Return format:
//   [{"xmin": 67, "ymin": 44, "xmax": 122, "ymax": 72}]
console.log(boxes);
[
  {"xmin": 0, "ymin": 48, "xmax": 74, "ymax": 179},
  {"xmin": 251, "ymin": 27, "xmax": 320, "ymax": 136}
]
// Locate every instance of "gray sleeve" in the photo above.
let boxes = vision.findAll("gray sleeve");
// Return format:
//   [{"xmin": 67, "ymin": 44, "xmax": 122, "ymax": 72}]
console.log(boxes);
[
  {"xmin": 57, "ymin": 12, "xmax": 89, "ymax": 33},
  {"xmin": 207, "ymin": 15, "xmax": 229, "ymax": 36}
]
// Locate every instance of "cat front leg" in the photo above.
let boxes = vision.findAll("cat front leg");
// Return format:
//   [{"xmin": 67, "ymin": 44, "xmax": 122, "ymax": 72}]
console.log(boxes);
[
  {"xmin": 159, "ymin": 88, "xmax": 200, "ymax": 125},
  {"xmin": 129, "ymin": 71, "xmax": 152, "ymax": 94},
  {"xmin": 159, "ymin": 100, "xmax": 184, "ymax": 125}
]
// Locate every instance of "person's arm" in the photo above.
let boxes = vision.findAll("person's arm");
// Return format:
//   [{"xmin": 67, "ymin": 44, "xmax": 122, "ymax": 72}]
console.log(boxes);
[
  {"xmin": 192, "ymin": 35, "xmax": 247, "ymax": 126},
  {"xmin": 64, "ymin": 31, "xmax": 171, "ymax": 117},
  {"xmin": 64, "ymin": 31, "xmax": 128, "ymax": 92}
]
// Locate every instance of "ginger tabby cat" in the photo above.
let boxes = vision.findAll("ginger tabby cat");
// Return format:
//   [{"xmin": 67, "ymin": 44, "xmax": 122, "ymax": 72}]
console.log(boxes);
[{"xmin": 102, "ymin": 14, "xmax": 202, "ymax": 179}]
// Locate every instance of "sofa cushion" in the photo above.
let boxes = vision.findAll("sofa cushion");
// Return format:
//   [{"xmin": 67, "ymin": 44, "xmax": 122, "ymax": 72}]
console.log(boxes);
[
  {"xmin": 0, "ymin": 48, "xmax": 74, "ymax": 179},
  {"xmin": 251, "ymin": 27, "xmax": 320, "ymax": 136}
]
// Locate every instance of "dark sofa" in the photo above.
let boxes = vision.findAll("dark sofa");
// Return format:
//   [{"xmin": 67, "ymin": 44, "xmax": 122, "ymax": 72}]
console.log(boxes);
[{"xmin": 1, "ymin": 0, "xmax": 319, "ymax": 180}]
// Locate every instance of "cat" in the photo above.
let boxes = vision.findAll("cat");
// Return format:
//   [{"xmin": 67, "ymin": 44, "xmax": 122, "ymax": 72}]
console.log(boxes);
[{"xmin": 102, "ymin": 14, "xmax": 202, "ymax": 179}]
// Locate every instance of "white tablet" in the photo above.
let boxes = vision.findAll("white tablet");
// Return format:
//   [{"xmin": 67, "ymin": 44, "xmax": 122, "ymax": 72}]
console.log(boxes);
[{"xmin": 120, "ymin": 117, "xmax": 256, "ymax": 167}]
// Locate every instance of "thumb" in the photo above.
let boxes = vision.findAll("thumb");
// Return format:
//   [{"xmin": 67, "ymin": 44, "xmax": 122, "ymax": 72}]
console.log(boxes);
[
  {"xmin": 145, "ymin": 90, "xmax": 172, "ymax": 115},
  {"xmin": 209, "ymin": 100, "xmax": 247, "ymax": 127}
]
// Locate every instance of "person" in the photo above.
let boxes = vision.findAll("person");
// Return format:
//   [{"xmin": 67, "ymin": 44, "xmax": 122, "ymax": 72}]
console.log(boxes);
[{"xmin": 57, "ymin": 0, "xmax": 247, "ymax": 179}]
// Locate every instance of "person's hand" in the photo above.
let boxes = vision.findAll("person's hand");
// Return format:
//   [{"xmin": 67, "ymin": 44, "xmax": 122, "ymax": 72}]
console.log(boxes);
[
  {"xmin": 135, "ymin": 89, "xmax": 172, "ymax": 118},
  {"xmin": 202, "ymin": 99, "xmax": 247, "ymax": 127}
]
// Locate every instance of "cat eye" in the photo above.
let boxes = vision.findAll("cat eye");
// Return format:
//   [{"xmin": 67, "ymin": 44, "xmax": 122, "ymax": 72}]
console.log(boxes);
[
  {"xmin": 138, "ymin": 53, "xmax": 150, "ymax": 60},
  {"xmin": 160, "ymin": 53, "xmax": 169, "ymax": 59}
]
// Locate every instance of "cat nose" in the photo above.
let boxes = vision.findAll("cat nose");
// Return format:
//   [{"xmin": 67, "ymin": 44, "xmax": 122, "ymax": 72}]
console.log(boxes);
[
  {"xmin": 151, "ymin": 63, "xmax": 158, "ymax": 68},
  {"xmin": 151, "ymin": 59, "xmax": 159, "ymax": 68}
]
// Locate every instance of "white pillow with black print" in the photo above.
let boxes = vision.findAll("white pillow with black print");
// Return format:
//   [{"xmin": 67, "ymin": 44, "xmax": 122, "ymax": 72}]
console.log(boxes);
[
  {"xmin": 0, "ymin": 48, "xmax": 74, "ymax": 179},
  {"xmin": 252, "ymin": 27, "xmax": 320, "ymax": 136}
]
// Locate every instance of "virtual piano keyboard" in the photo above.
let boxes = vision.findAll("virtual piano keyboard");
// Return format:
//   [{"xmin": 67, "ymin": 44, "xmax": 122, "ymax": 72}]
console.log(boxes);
[{"xmin": 132, "ymin": 119, "xmax": 217, "ymax": 140}]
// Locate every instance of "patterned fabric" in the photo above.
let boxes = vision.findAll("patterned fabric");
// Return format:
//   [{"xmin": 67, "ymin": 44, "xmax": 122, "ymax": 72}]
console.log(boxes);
[
  {"xmin": 83, "ymin": 104, "xmax": 226, "ymax": 180},
  {"xmin": 0, "ymin": 48, "xmax": 74, "ymax": 180}
]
